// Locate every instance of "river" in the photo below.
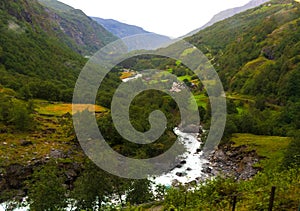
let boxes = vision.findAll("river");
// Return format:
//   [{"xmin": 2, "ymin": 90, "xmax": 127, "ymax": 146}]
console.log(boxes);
[{"xmin": 151, "ymin": 128, "xmax": 210, "ymax": 187}]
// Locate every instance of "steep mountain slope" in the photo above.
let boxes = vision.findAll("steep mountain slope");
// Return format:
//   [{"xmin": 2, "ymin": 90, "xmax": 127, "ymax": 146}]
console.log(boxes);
[
  {"xmin": 0, "ymin": 0, "xmax": 87, "ymax": 101},
  {"xmin": 187, "ymin": 0, "xmax": 300, "ymax": 105},
  {"xmin": 38, "ymin": 0, "xmax": 117, "ymax": 55},
  {"xmin": 186, "ymin": 0, "xmax": 270, "ymax": 36}
]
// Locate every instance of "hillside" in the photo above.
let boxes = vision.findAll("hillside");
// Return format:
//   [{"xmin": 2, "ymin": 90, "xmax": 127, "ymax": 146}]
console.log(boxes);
[
  {"xmin": 0, "ymin": 0, "xmax": 118, "ymax": 102},
  {"xmin": 188, "ymin": 0, "xmax": 300, "ymax": 105},
  {"xmin": 38, "ymin": 0, "xmax": 117, "ymax": 55},
  {"xmin": 0, "ymin": 0, "xmax": 89, "ymax": 101},
  {"xmin": 186, "ymin": 0, "xmax": 270, "ymax": 36}
]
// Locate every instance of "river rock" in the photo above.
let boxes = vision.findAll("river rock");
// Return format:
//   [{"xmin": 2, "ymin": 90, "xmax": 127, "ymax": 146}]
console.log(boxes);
[
  {"xmin": 180, "ymin": 160, "xmax": 187, "ymax": 165},
  {"xmin": 172, "ymin": 179, "xmax": 180, "ymax": 186},
  {"xmin": 208, "ymin": 144, "xmax": 261, "ymax": 180},
  {"xmin": 202, "ymin": 163, "xmax": 210, "ymax": 169},
  {"xmin": 176, "ymin": 164, "xmax": 182, "ymax": 168},
  {"xmin": 202, "ymin": 167, "xmax": 212, "ymax": 174},
  {"xmin": 176, "ymin": 172, "xmax": 187, "ymax": 177}
]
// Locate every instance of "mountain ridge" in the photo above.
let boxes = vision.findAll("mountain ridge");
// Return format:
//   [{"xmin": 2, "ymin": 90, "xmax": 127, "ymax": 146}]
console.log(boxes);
[
  {"xmin": 92, "ymin": 16, "xmax": 172, "ymax": 49},
  {"xmin": 0, "ymin": 0, "xmax": 88, "ymax": 101},
  {"xmin": 38, "ymin": 0, "xmax": 117, "ymax": 55},
  {"xmin": 91, "ymin": 17, "xmax": 150, "ymax": 38},
  {"xmin": 185, "ymin": 0, "xmax": 270, "ymax": 37}
]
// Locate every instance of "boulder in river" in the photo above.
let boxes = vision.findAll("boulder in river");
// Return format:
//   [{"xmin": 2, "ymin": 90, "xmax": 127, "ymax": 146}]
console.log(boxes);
[
  {"xmin": 176, "ymin": 172, "xmax": 188, "ymax": 177},
  {"xmin": 176, "ymin": 164, "xmax": 182, "ymax": 168},
  {"xmin": 196, "ymin": 148, "xmax": 202, "ymax": 153},
  {"xmin": 202, "ymin": 167, "xmax": 212, "ymax": 174},
  {"xmin": 180, "ymin": 160, "xmax": 187, "ymax": 165}
]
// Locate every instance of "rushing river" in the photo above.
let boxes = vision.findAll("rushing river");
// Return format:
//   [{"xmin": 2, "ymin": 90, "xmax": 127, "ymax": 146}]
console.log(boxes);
[{"xmin": 151, "ymin": 128, "xmax": 210, "ymax": 187}]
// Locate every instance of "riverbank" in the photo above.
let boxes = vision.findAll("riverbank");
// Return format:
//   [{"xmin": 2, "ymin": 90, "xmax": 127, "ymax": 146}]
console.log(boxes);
[{"xmin": 208, "ymin": 143, "xmax": 261, "ymax": 180}]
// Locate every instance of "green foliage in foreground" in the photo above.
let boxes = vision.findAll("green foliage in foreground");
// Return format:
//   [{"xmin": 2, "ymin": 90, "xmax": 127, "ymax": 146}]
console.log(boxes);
[
  {"xmin": 27, "ymin": 161, "xmax": 67, "ymax": 211},
  {"xmin": 0, "ymin": 92, "xmax": 34, "ymax": 132},
  {"xmin": 282, "ymin": 131, "xmax": 300, "ymax": 168},
  {"xmin": 164, "ymin": 168, "xmax": 300, "ymax": 211},
  {"xmin": 24, "ymin": 160, "xmax": 155, "ymax": 211}
]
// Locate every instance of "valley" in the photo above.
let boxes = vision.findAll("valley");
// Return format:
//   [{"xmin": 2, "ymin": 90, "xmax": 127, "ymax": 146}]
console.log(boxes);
[{"xmin": 0, "ymin": 0, "xmax": 299, "ymax": 210}]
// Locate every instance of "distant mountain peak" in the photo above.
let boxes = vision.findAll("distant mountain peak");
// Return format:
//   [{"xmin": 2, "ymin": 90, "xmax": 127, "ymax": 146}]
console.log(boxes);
[
  {"xmin": 91, "ymin": 17, "xmax": 153, "ymax": 38},
  {"xmin": 185, "ymin": 0, "xmax": 270, "ymax": 37},
  {"xmin": 92, "ymin": 17, "xmax": 172, "ymax": 50}
]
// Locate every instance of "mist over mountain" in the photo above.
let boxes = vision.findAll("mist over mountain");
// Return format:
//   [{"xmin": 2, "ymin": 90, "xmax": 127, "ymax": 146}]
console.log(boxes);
[
  {"xmin": 92, "ymin": 17, "xmax": 172, "ymax": 49},
  {"xmin": 91, "ymin": 17, "xmax": 149, "ymax": 38}
]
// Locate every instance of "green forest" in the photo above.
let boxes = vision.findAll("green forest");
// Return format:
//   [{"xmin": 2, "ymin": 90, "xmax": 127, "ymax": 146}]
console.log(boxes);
[{"xmin": 0, "ymin": 0, "xmax": 299, "ymax": 210}]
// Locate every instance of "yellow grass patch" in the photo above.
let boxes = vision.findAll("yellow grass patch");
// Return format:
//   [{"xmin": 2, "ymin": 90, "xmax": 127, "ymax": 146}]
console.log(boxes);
[
  {"xmin": 120, "ymin": 71, "xmax": 135, "ymax": 79},
  {"xmin": 38, "ymin": 103, "xmax": 106, "ymax": 116}
]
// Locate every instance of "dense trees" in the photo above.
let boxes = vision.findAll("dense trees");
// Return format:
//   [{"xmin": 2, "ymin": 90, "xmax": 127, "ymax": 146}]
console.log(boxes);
[
  {"xmin": 98, "ymin": 95, "xmax": 180, "ymax": 158},
  {"xmin": 25, "ymin": 159, "xmax": 154, "ymax": 210},
  {"xmin": 71, "ymin": 161, "xmax": 116, "ymax": 210},
  {"xmin": 27, "ymin": 162, "xmax": 67, "ymax": 211},
  {"xmin": 0, "ymin": 93, "xmax": 34, "ymax": 131},
  {"xmin": 188, "ymin": 0, "xmax": 300, "ymax": 107}
]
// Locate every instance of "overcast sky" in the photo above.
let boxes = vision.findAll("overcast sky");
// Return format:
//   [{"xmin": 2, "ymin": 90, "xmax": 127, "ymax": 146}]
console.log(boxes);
[{"xmin": 59, "ymin": 0, "xmax": 250, "ymax": 38}]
